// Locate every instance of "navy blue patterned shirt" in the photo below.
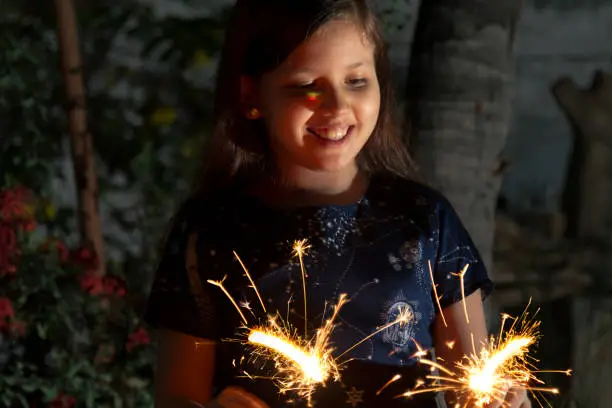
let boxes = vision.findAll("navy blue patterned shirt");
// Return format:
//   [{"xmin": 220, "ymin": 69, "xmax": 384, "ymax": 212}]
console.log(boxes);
[{"xmin": 145, "ymin": 175, "xmax": 493, "ymax": 407}]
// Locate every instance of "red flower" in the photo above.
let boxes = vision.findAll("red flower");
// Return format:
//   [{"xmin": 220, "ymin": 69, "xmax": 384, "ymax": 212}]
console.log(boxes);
[
  {"xmin": 102, "ymin": 275, "xmax": 127, "ymax": 297},
  {"xmin": 70, "ymin": 244, "xmax": 99, "ymax": 272},
  {"xmin": 94, "ymin": 343, "xmax": 115, "ymax": 365},
  {"xmin": 40, "ymin": 239, "xmax": 69, "ymax": 263},
  {"xmin": 9, "ymin": 320, "xmax": 27, "ymax": 337},
  {"xmin": 21, "ymin": 219, "xmax": 37, "ymax": 232},
  {"xmin": 126, "ymin": 328, "xmax": 150, "ymax": 352},
  {"xmin": 79, "ymin": 271, "xmax": 104, "ymax": 295},
  {"xmin": 0, "ymin": 224, "xmax": 18, "ymax": 277},
  {"xmin": 48, "ymin": 393, "xmax": 76, "ymax": 408},
  {"xmin": 0, "ymin": 298, "xmax": 15, "ymax": 332},
  {"xmin": 0, "ymin": 297, "xmax": 14, "ymax": 320},
  {"xmin": 56, "ymin": 241, "xmax": 69, "ymax": 263},
  {"xmin": 0, "ymin": 187, "xmax": 29, "ymax": 221},
  {"xmin": 0, "ymin": 187, "xmax": 36, "ymax": 234},
  {"xmin": 0, "ymin": 186, "xmax": 36, "ymax": 276},
  {"xmin": 79, "ymin": 273, "xmax": 127, "ymax": 297}
]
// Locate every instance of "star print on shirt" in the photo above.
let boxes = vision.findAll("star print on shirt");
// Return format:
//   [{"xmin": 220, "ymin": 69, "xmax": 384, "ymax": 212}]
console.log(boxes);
[{"xmin": 345, "ymin": 386, "xmax": 364, "ymax": 407}]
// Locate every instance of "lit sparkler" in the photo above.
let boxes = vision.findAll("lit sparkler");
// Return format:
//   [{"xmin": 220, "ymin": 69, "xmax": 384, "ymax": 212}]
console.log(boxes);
[
  {"xmin": 208, "ymin": 239, "xmax": 414, "ymax": 404},
  {"xmin": 393, "ymin": 264, "xmax": 571, "ymax": 407}
]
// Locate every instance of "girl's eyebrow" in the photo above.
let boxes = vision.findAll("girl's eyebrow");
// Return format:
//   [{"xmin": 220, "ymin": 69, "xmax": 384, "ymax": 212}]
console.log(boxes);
[
  {"xmin": 291, "ymin": 61, "xmax": 370, "ymax": 76},
  {"xmin": 346, "ymin": 61, "xmax": 367, "ymax": 69}
]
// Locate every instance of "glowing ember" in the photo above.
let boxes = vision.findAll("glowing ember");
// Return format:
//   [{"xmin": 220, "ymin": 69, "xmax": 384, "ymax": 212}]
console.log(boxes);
[{"xmin": 248, "ymin": 330, "xmax": 327, "ymax": 383}]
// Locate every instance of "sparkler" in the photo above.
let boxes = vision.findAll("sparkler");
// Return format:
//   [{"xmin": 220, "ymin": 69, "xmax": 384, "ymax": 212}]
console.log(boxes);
[
  {"xmin": 393, "ymin": 263, "xmax": 571, "ymax": 407},
  {"xmin": 210, "ymin": 238, "xmax": 569, "ymax": 407},
  {"xmin": 208, "ymin": 239, "xmax": 413, "ymax": 404}
]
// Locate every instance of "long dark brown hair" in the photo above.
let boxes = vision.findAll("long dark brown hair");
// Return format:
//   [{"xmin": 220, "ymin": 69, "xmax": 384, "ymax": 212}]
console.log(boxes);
[{"xmin": 192, "ymin": 0, "xmax": 418, "ymax": 196}]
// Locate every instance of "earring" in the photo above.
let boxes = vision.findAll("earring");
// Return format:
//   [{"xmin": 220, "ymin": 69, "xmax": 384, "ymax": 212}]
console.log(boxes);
[{"xmin": 246, "ymin": 107, "xmax": 261, "ymax": 120}]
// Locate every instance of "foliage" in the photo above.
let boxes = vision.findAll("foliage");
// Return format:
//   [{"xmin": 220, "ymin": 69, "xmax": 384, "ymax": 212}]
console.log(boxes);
[
  {"xmin": 0, "ymin": 4, "xmax": 65, "ymax": 192},
  {"xmin": 0, "ymin": 0, "xmax": 229, "ymax": 406},
  {"xmin": 0, "ymin": 185, "xmax": 155, "ymax": 408}
]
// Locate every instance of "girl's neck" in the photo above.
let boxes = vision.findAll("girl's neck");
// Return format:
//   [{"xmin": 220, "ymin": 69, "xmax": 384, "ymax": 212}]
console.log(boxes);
[{"xmin": 251, "ymin": 165, "xmax": 369, "ymax": 208}]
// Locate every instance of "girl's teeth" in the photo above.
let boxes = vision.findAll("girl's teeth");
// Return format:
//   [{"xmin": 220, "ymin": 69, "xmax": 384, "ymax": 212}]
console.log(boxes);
[{"xmin": 314, "ymin": 127, "xmax": 348, "ymax": 141}]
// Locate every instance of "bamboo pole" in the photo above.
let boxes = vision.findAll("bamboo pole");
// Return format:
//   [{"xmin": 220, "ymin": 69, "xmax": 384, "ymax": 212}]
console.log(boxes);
[{"xmin": 55, "ymin": 0, "xmax": 106, "ymax": 275}]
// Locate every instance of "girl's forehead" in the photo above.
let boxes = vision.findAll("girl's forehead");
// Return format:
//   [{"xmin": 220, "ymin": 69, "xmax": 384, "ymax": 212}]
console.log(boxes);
[{"xmin": 274, "ymin": 20, "xmax": 375, "ymax": 74}]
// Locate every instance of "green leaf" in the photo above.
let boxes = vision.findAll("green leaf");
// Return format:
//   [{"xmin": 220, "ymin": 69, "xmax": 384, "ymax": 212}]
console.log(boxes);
[
  {"xmin": 98, "ymin": 373, "xmax": 113, "ymax": 383},
  {"xmin": 36, "ymin": 324, "xmax": 48, "ymax": 340},
  {"xmin": 124, "ymin": 376, "xmax": 148, "ymax": 389},
  {"xmin": 86, "ymin": 382, "xmax": 95, "ymax": 408},
  {"xmin": 1, "ymin": 393, "xmax": 12, "ymax": 407},
  {"xmin": 41, "ymin": 384, "xmax": 59, "ymax": 400},
  {"xmin": 67, "ymin": 360, "xmax": 85, "ymax": 378},
  {"xmin": 15, "ymin": 394, "xmax": 29, "ymax": 408},
  {"xmin": 2, "ymin": 376, "xmax": 17, "ymax": 386},
  {"xmin": 20, "ymin": 381, "xmax": 40, "ymax": 393}
]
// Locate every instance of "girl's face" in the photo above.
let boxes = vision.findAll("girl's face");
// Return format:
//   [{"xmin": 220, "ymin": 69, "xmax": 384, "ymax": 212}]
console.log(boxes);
[{"xmin": 248, "ymin": 19, "xmax": 381, "ymax": 179}]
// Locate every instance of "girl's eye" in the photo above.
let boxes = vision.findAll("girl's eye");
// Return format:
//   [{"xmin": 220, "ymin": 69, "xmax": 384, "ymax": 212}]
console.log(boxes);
[
  {"xmin": 292, "ymin": 82, "xmax": 316, "ymax": 89},
  {"xmin": 347, "ymin": 78, "xmax": 368, "ymax": 87}
]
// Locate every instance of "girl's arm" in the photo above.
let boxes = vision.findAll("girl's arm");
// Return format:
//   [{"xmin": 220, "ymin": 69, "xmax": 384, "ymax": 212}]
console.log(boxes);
[
  {"xmin": 432, "ymin": 289, "xmax": 488, "ymax": 366},
  {"xmin": 432, "ymin": 289, "xmax": 488, "ymax": 406},
  {"xmin": 154, "ymin": 329, "xmax": 270, "ymax": 408},
  {"xmin": 154, "ymin": 329, "xmax": 215, "ymax": 407}
]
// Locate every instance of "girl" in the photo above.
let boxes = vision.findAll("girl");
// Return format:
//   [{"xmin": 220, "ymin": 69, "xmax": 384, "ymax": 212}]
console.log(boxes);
[{"xmin": 145, "ymin": 1, "xmax": 530, "ymax": 407}]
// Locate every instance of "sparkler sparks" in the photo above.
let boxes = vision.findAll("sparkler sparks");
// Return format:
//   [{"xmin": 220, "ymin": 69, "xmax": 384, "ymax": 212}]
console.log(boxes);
[
  {"xmin": 208, "ymin": 239, "xmax": 414, "ymax": 404},
  {"xmin": 209, "ymin": 239, "xmax": 568, "ymax": 407},
  {"xmin": 394, "ymin": 266, "xmax": 571, "ymax": 407},
  {"xmin": 292, "ymin": 239, "xmax": 311, "ymax": 335},
  {"xmin": 376, "ymin": 374, "xmax": 401, "ymax": 396},
  {"xmin": 399, "ymin": 306, "xmax": 570, "ymax": 407},
  {"xmin": 207, "ymin": 274, "xmax": 339, "ymax": 400}
]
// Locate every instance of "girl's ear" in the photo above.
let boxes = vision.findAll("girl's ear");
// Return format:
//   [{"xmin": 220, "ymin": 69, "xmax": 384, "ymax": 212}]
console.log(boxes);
[
  {"xmin": 240, "ymin": 76, "xmax": 263, "ymax": 120},
  {"xmin": 240, "ymin": 75, "xmax": 259, "ymax": 107}
]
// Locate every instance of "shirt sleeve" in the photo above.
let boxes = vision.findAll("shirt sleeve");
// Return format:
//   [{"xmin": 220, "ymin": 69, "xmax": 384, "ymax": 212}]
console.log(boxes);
[
  {"xmin": 432, "ymin": 196, "xmax": 494, "ymax": 309},
  {"xmin": 143, "ymin": 207, "xmax": 219, "ymax": 340}
]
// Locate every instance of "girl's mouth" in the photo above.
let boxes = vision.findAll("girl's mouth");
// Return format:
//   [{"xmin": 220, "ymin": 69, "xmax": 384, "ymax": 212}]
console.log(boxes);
[{"xmin": 307, "ymin": 125, "xmax": 354, "ymax": 143}]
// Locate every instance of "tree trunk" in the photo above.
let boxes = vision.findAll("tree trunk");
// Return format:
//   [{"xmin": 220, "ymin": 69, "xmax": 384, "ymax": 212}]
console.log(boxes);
[
  {"xmin": 55, "ymin": 0, "xmax": 106, "ymax": 275},
  {"xmin": 551, "ymin": 70, "xmax": 612, "ymax": 408},
  {"xmin": 552, "ymin": 70, "xmax": 612, "ymax": 242},
  {"xmin": 406, "ymin": 0, "xmax": 522, "ymax": 277}
]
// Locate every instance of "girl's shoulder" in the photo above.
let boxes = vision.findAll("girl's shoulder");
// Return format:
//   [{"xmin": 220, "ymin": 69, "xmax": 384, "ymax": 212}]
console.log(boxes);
[
  {"xmin": 369, "ymin": 174, "xmax": 454, "ymax": 216},
  {"xmin": 165, "ymin": 188, "xmax": 246, "ymax": 238}
]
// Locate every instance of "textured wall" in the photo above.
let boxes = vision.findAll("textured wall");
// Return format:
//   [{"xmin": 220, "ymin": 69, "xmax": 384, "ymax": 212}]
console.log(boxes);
[{"xmin": 501, "ymin": 2, "xmax": 612, "ymax": 213}]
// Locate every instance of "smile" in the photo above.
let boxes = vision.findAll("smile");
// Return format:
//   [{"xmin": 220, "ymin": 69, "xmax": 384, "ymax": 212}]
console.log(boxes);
[{"xmin": 307, "ymin": 125, "xmax": 355, "ymax": 143}]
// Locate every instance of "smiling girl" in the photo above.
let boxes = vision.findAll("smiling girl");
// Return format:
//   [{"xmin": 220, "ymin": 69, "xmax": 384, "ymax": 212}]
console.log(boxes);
[{"xmin": 144, "ymin": 1, "xmax": 529, "ymax": 407}]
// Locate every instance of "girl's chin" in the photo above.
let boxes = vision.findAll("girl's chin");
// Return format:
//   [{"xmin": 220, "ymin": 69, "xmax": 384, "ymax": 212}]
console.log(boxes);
[{"xmin": 304, "ymin": 158, "xmax": 359, "ymax": 174}]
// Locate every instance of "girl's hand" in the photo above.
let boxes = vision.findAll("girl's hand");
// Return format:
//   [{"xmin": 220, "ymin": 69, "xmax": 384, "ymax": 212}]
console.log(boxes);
[
  {"xmin": 211, "ymin": 386, "xmax": 270, "ymax": 408},
  {"xmin": 486, "ymin": 385, "xmax": 531, "ymax": 408}
]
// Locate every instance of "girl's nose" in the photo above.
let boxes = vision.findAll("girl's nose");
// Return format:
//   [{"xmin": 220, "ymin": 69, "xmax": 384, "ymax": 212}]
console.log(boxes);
[{"xmin": 319, "ymin": 87, "xmax": 349, "ymax": 115}]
